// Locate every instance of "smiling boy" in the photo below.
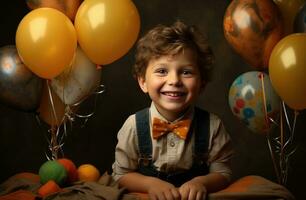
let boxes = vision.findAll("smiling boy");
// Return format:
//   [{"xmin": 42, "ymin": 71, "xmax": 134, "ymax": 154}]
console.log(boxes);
[{"xmin": 112, "ymin": 21, "xmax": 233, "ymax": 200}]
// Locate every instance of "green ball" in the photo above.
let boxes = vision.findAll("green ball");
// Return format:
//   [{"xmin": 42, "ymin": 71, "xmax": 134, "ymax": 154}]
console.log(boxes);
[{"xmin": 39, "ymin": 160, "xmax": 67, "ymax": 185}]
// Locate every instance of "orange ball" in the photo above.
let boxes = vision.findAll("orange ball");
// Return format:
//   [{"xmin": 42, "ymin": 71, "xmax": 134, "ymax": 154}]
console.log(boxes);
[
  {"xmin": 77, "ymin": 164, "xmax": 100, "ymax": 182},
  {"xmin": 57, "ymin": 158, "xmax": 78, "ymax": 184},
  {"xmin": 38, "ymin": 180, "xmax": 61, "ymax": 197}
]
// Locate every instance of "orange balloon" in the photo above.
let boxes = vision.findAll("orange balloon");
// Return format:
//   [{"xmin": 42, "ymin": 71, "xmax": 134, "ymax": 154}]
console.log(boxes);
[
  {"xmin": 224, "ymin": 0, "xmax": 283, "ymax": 69},
  {"xmin": 75, "ymin": 0, "xmax": 140, "ymax": 65},
  {"xmin": 16, "ymin": 8, "xmax": 77, "ymax": 79},
  {"xmin": 26, "ymin": 0, "xmax": 82, "ymax": 21},
  {"xmin": 273, "ymin": 0, "xmax": 306, "ymax": 35},
  {"xmin": 269, "ymin": 33, "xmax": 306, "ymax": 110}
]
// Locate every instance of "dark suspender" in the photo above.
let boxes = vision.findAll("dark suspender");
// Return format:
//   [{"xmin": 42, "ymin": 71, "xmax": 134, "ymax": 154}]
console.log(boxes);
[
  {"xmin": 135, "ymin": 107, "xmax": 210, "ymax": 186},
  {"xmin": 135, "ymin": 108, "xmax": 153, "ymax": 166},
  {"xmin": 193, "ymin": 107, "xmax": 210, "ymax": 164}
]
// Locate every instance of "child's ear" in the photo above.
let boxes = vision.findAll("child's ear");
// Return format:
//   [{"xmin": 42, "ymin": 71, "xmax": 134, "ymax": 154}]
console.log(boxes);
[{"xmin": 138, "ymin": 77, "xmax": 148, "ymax": 93}]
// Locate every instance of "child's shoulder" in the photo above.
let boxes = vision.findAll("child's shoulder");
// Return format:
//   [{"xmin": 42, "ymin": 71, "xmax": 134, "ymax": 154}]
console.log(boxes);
[{"xmin": 121, "ymin": 113, "xmax": 137, "ymax": 129}]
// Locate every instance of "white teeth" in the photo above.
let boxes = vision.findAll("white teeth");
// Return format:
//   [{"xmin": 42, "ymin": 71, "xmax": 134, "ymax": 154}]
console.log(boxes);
[{"xmin": 163, "ymin": 92, "xmax": 184, "ymax": 97}]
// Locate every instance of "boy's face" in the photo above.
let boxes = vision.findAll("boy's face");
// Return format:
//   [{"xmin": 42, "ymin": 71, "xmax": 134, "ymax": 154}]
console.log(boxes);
[{"xmin": 138, "ymin": 48, "xmax": 204, "ymax": 121}]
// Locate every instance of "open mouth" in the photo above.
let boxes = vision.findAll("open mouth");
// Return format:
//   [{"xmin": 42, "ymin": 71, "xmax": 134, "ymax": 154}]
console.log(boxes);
[{"xmin": 161, "ymin": 92, "xmax": 186, "ymax": 97}]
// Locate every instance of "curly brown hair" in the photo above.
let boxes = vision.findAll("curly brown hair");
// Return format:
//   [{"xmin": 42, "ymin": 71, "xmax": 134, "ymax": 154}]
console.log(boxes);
[{"xmin": 133, "ymin": 21, "xmax": 214, "ymax": 82}]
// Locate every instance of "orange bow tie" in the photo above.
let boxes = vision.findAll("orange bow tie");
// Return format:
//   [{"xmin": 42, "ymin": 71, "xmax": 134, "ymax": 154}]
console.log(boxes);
[{"xmin": 152, "ymin": 118, "xmax": 191, "ymax": 140}]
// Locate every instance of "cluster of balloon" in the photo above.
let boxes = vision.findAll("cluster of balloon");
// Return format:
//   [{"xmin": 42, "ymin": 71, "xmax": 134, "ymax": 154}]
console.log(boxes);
[
  {"xmin": 13, "ymin": 0, "xmax": 140, "ymax": 123},
  {"xmin": 225, "ymin": 0, "xmax": 306, "ymax": 186},
  {"xmin": 5, "ymin": 0, "xmax": 141, "ymax": 159},
  {"xmin": 228, "ymin": 71, "xmax": 280, "ymax": 134},
  {"xmin": 223, "ymin": 0, "xmax": 283, "ymax": 69},
  {"xmin": 224, "ymin": 1, "xmax": 306, "ymax": 184},
  {"xmin": 223, "ymin": 0, "xmax": 284, "ymax": 135},
  {"xmin": 0, "ymin": 0, "xmax": 82, "ymax": 113},
  {"xmin": 0, "ymin": 45, "xmax": 43, "ymax": 112}
]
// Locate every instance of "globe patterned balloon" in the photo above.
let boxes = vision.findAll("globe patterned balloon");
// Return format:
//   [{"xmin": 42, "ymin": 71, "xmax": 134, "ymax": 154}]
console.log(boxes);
[{"xmin": 228, "ymin": 71, "xmax": 280, "ymax": 134}]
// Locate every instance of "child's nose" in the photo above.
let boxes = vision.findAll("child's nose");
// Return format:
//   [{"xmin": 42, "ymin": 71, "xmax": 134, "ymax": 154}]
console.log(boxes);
[{"xmin": 167, "ymin": 72, "xmax": 181, "ymax": 86}]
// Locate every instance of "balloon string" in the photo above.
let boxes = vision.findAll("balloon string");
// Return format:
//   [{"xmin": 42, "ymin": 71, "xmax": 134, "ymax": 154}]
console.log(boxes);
[
  {"xmin": 267, "ymin": 97, "xmax": 300, "ymax": 185},
  {"xmin": 95, "ymin": 84, "xmax": 106, "ymax": 94},
  {"xmin": 260, "ymin": 73, "xmax": 270, "ymax": 130},
  {"xmin": 282, "ymin": 104, "xmax": 298, "ymax": 149},
  {"xmin": 279, "ymin": 101, "xmax": 285, "ymax": 184},
  {"xmin": 35, "ymin": 113, "xmax": 53, "ymax": 160},
  {"xmin": 36, "ymin": 81, "xmax": 106, "ymax": 160},
  {"xmin": 257, "ymin": 74, "xmax": 300, "ymax": 185},
  {"xmin": 280, "ymin": 108, "xmax": 299, "ymax": 185},
  {"xmin": 268, "ymin": 117, "xmax": 279, "ymax": 126},
  {"xmin": 260, "ymin": 73, "xmax": 281, "ymax": 183},
  {"xmin": 46, "ymin": 80, "xmax": 61, "ymax": 159},
  {"xmin": 35, "ymin": 110, "xmax": 65, "ymax": 160},
  {"xmin": 74, "ymin": 84, "xmax": 105, "ymax": 121},
  {"xmin": 47, "ymin": 80, "xmax": 60, "ymax": 127},
  {"xmin": 73, "ymin": 84, "xmax": 105, "ymax": 107},
  {"xmin": 282, "ymin": 101, "xmax": 292, "ymax": 132},
  {"xmin": 57, "ymin": 84, "xmax": 105, "ymax": 145},
  {"xmin": 289, "ymin": 110, "xmax": 298, "ymax": 144},
  {"xmin": 266, "ymin": 135, "xmax": 281, "ymax": 184},
  {"xmin": 68, "ymin": 84, "xmax": 104, "ymax": 120},
  {"xmin": 280, "ymin": 101, "xmax": 284, "ymax": 159}
]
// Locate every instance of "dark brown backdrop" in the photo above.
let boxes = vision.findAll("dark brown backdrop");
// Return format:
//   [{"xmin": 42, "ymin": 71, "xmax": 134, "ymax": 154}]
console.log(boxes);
[{"xmin": 0, "ymin": 0, "xmax": 305, "ymax": 199}]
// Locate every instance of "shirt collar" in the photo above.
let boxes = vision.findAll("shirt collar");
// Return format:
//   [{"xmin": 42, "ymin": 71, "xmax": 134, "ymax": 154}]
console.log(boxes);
[{"xmin": 149, "ymin": 102, "xmax": 194, "ymax": 124}]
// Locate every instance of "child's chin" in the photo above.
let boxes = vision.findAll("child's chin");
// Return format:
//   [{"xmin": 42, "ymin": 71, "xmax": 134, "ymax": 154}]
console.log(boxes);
[{"xmin": 165, "ymin": 104, "xmax": 189, "ymax": 113}]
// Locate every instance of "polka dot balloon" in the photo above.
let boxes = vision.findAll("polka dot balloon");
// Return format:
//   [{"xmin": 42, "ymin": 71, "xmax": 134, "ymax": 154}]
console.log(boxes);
[{"xmin": 228, "ymin": 71, "xmax": 280, "ymax": 134}]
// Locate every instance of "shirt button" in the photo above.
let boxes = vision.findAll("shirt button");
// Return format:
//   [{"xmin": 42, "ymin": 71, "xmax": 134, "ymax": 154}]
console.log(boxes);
[{"xmin": 170, "ymin": 140, "xmax": 175, "ymax": 147}]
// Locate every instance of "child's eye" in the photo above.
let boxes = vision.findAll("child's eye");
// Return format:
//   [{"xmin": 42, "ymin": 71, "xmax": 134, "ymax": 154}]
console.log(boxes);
[
  {"xmin": 155, "ymin": 68, "xmax": 167, "ymax": 75},
  {"xmin": 182, "ymin": 69, "xmax": 193, "ymax": 76}
]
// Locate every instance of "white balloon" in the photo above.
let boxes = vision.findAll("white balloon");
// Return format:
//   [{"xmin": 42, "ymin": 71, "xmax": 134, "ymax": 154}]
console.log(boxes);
[{"xmin": 51, "ymin": 46, "xmax": 101, "ymax": 105}]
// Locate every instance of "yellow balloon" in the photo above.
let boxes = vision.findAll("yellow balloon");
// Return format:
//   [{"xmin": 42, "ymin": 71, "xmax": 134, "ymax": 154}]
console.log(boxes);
[
  {"xmin": 75, "ymin": 0, "xmax": 140, "ymax": 65},
  {"xmin": 16, "ymin": 8, "xmax": 77, "ymax": 79},
  {"xmin": 273, "ymin": 0, "xmax": 306, "ymax": 35},
  {"xmin": 269, "ymin": 33, "xmax": 306, "ymax": 110}
]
